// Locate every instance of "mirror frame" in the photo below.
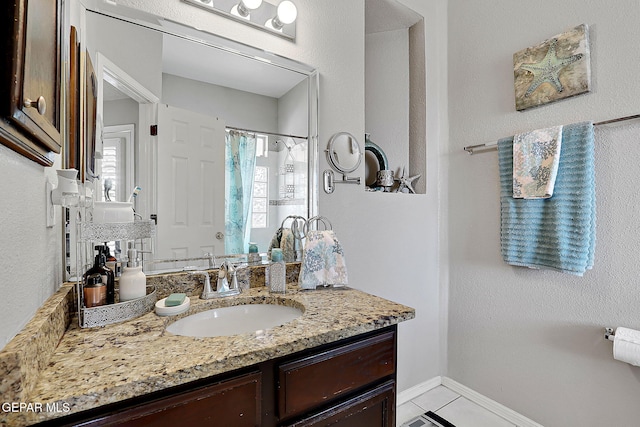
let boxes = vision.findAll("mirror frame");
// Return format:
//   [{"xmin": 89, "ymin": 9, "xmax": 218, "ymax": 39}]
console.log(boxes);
[{"xmin": 66, "ymin": 1, "xmax": 319, "ymax": 279}]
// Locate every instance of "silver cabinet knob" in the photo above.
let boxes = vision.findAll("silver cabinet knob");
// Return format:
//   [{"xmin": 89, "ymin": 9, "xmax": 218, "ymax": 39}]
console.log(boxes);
[
  {"xmin": 216, "ymin": 232, "xmax": 224, "ymax": 240},
  {"xmin": 24, "ymin": 96, "xmax": 46, "ymax": 115}
]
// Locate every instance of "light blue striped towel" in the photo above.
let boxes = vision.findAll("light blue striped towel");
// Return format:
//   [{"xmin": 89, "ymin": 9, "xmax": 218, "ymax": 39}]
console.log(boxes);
[{"xmin": 498, "ymin": 121, "xmax": 596, "ymax": 275}]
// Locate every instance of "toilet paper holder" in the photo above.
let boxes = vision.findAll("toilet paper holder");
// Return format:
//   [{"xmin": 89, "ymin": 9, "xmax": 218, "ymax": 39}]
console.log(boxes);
[{"xmin": 605, "ymin": 327, "xmax": 615, "ymax": 341}]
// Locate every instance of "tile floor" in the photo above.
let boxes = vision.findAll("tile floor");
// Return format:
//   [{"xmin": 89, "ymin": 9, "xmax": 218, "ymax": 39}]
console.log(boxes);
[{"xmin": 398, "ymin": 385, "xmax": 516, "ymax": 427}]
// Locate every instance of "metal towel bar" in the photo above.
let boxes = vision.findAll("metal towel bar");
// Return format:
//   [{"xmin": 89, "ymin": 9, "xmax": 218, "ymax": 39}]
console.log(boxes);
[
  {"xmin": 463, "ymin": 114, "xmax": 640, "ymax": 155},
  {"xmin": 303, "ymin": 215, "xmax": 333, "ymax": 238}
]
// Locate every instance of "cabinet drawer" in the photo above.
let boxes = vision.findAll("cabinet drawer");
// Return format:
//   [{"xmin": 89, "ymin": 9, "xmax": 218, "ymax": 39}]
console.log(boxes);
[
  {"xmin": 282, "ymin": 380, "xmax": 396, "ymax": 427},
  {"xmin": 278, "ymin": 329, "xmax": 396, "ymax": 419}
]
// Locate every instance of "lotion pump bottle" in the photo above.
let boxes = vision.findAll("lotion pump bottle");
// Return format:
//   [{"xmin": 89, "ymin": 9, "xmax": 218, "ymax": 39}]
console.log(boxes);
[
  {"xmin": 268, "ymin": 248, "xmax": 286, "ymax": 294},
  {"xmin": 119, "ymin": 246, "xmax": 146, "ymax": 301},
  {"xmin": 83, "ymin": 245, "xmax": 115, "ymax": 305}
]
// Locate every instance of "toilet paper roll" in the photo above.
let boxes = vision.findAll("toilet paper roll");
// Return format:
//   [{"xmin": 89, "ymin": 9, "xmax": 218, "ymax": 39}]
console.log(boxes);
[{"xmin": 613, "ymin": 327, "xmax": 640, "ymax": 367}]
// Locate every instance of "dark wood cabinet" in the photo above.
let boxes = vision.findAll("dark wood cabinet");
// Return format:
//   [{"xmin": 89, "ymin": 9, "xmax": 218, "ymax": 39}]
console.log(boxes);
[
  {"xmin": 282, "ymin": 381, "xmax": 396, "ymax": 427},
  {"xmin": 40, "ymin": 326, "xmax": 398, "ymax": 427},
  {"xmin": 76, "ymin": 371, "xmax": 262, "ymax": 427},
  {"xmin": 1, "ymin": 0, "xmax": 62, "ymax": 166},
  {"xmin": 277, "ymin": 329, "xmax": 396, "ymax": 420}
]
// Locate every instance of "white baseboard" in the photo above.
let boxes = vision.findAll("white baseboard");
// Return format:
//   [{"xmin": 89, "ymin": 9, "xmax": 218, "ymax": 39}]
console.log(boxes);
[
  {"xmin": 441, "ymin": 377, "xmax": 544, "ymax": 427},
  {"xmin": 397, "ymin": 376, "xmax": 543, "ymax": 427},
  {"xmin": 397, "ymin": 376, "xmax": 442, "ymax": 405}
]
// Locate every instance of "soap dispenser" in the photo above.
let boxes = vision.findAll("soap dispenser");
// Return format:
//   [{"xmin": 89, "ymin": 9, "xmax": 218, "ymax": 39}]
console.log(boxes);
[
  {"xmin": 83, "ymin": 273, "xmax": 106, "ymax": 308},
  {"xmin": 248, "ymin": 242, "xmax": 261, "ymax": 264},
  {"xmin": 268, "ymin": 248, "xmax": 286, "ymax": 294},
  {"xmin": 83, "ymin": 245, "xmax": 115, "ymax": 305},
  {"xmin": 119, "ymin": 245, "xmax": 147, "ymax": 302}
]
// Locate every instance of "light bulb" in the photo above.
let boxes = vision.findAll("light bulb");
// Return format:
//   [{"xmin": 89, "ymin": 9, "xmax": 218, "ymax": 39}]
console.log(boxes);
[
  {"xmin": 243, "ymin": 0, "xmax": 262, "ymax": 9},
  {"xmin": 233, "ymin": 0, "xmax": 262, "ymax": 18},
  {"xmin": 276, "ymin": 1, "xmax": 297, "ymax": 25}
]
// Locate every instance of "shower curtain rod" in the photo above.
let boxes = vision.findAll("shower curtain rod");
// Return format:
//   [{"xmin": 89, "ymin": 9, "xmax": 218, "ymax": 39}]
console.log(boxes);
[
  {"xmin": 226, "ymin": 125, "xmax": 308, "ymax": 141},
  {"xmin": 463, "ymin": 114, "xmax": 640, "ymax": 155}
]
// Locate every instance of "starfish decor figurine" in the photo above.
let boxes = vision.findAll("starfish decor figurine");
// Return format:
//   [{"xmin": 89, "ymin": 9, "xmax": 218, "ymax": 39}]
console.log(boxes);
[
  {"xmin": 394, "ymin": 167, "xmax": 421, "ymax": 194},
  {"xmin": 520, "ymin": 38, "xmax": 584, "ymax": 97}
]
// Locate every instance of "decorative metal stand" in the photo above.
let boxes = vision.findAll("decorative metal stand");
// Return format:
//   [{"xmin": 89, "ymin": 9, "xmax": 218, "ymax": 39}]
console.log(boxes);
[{"xmin": 76, "ymin": 220, "xmax": 156, "ymax": 328}]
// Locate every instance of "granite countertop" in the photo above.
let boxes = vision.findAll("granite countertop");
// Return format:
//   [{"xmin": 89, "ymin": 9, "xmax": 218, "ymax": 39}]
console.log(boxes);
[{"xmin": 1, "ymin": 283, "xmax": 414, "ymax": 426}]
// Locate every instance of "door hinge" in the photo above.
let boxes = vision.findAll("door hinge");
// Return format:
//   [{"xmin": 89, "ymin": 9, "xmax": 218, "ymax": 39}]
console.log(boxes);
[
  {"xmin": 150, "ymin": 214, "xmax": 157, "ymax": 225},
  {"xmin": 150, "ymin": 125, "xmax": 158, "ymax": 136}
]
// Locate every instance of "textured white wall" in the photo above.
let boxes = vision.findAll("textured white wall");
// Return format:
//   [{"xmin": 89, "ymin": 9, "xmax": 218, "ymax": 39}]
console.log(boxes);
[
  {"xmin": 447, "ymin": 1, "xmax": 640, "ymax": 425},
  {"xmin": 0, "ymin": 145, "xmax": 63, "ymax": 348}
]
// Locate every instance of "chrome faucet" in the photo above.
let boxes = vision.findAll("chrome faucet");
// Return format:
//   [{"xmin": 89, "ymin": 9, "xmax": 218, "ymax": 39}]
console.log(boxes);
[
  {"xmin": 202, "ymin": 252, "xmax": 216, "ymax": 269},
  {"xmin": 189, "ymin": 271, "xmax": 216, "ymax": 299},
  {"xmin": 226, "ymin": 261, "xmax": 239, "ymax": 291},
  {"xmin": 216, "ymin": 263, "xmax": 230, "ymax": 293},
  {"xmin": 190, "ymin": 261, "xmax": 241, "ymax": 300},
  {"xmin": 217, "ymin": 261, "xmax": 240, "ymax": 294}
]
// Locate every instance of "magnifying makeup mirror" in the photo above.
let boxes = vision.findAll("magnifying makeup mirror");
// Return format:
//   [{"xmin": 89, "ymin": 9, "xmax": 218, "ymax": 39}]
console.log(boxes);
[{"xmin": 323, "ymin": 132, "xmax": 361, "ymax": 193}]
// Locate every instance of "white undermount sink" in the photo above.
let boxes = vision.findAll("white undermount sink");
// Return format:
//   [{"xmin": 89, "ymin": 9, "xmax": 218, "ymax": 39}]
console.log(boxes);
[{"xmin": 166, "ymin": 303, "xmax": 303, "ymax": 337}]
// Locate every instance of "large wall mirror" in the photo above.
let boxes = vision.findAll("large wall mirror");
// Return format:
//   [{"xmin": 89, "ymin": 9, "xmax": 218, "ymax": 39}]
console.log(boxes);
[{"xmin": 68, "ymin": 1, "xmax": 318, "ymax": 277}]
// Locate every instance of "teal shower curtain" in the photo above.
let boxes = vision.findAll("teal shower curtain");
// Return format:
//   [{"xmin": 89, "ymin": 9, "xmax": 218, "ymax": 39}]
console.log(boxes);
[{"xmin": 225, "ymin": 131, "xmax": 257, "ymax": 254}]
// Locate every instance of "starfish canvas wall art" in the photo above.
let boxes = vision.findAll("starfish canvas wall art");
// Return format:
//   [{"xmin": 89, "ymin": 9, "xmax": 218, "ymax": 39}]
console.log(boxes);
[{"xmin": 513, "ymin": 24, "xmax": 591, "ymax": 111}]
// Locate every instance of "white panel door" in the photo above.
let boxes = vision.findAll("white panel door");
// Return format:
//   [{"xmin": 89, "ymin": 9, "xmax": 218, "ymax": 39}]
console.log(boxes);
[{"xmin": 156, "ymin": 104, "xmax": 225, "ymax": 260}]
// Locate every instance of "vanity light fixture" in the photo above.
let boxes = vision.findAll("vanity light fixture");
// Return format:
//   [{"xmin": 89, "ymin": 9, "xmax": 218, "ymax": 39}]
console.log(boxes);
[
  {"xmin": 266, "ymin": 0, "xmax": 297, "ymax": 30},
  {"xmin": 231, "ymin": 0, "xmax": 263, "ymax": 18},
  {"xmin": 181, "ymin": 0, "xmax": 298, "ymax": 40}
]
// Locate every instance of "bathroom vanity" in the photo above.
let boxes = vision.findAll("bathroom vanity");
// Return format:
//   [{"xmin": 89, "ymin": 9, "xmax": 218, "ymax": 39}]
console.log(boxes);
[
  {"xmin": 0, "ymin": 282, "xmax": 414, "ymax": 426},
  {"xmin": 53, "ymin": 326, "xmax": 397, "ymax": 426}
]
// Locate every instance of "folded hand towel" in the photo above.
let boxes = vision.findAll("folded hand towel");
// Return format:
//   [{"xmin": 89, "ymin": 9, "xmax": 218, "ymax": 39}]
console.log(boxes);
[
  {"xmin": 498, "ymin": 121, "xmax": 596, "ymax": 276},
  {"xmin": 280, "ymin": 228, "xmax": 297, "ymax": 262},
  {"xmin": 299, "ymin": 230, "xmax": 349, "ymax": 289},
  {"xmin": 267, "ymin": 228, "xmax": 298, "ymax": 262},
  {"xmin": 513, "ymin": 125, "xmax": 563, "ymax": 199},
  {"xmin": 267, "ymin": 227, "xmax": 283, "ymax": 256}
]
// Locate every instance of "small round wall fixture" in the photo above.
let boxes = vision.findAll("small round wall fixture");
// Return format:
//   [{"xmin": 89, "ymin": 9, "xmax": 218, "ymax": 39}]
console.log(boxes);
[
  {"xmin": 326, "ymin": 131, "xmax": 362, "ymax": 174},
  {"xmin": 323, "ymin": 132, "xmax": 362, "ymax": 192}
]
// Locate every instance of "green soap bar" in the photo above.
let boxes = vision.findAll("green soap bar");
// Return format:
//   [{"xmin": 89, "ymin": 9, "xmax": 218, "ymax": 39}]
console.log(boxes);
[{"xmin": 165, "ymin": 293, "xmax": 186, "ymax": 307}]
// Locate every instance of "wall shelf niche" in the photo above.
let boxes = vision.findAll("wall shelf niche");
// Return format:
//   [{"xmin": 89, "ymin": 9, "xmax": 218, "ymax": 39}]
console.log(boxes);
[{"xmin": 364, "ymin": 0, "xmax": 426, "ymax": 194}]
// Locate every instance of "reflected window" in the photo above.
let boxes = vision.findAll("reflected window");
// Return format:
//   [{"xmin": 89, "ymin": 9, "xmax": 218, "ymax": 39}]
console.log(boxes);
[
  {"xmin": 252, "ymin": 166, "xmax": 268, "ymax": 228},
  {"xmin": 256, "ymin": 134, "xmax": 269, "ymax": 158}
]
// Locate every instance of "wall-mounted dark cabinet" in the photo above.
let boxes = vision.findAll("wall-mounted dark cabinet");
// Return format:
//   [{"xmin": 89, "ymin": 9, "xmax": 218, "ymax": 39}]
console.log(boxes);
[{"xmin": 1, "ymin": 0, "xmax": 62, "ymax": 166}]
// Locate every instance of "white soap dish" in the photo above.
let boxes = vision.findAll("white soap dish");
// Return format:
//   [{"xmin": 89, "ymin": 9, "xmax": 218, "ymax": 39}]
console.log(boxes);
[{"xmin": 155, "ymin": 296, "xmax": 190, "ymax": 316}]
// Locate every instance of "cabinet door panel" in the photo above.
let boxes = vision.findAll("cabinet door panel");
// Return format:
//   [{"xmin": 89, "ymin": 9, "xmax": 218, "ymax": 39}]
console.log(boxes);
[
  {"xmin": 0, "ymin": 0, "xmax": 61, "ymax": 165},
  {"xmin": 18, "ymin": 0, "xmax": 61, "ymax": 148},
  {"xmin": 283, "ymin": 381, "xmax": 396, "ymax": 427},
  {"xmin": 79, "ymin": 371, "xmax": 262, "ymax": 427},
  {"xmin": 278, "ymin": 330, "xmax": 396, "ymax": 419}
]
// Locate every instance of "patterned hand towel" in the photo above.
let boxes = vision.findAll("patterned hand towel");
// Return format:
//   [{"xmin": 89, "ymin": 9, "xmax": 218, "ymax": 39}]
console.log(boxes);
[
  {"xmin": 498, "ymin": 122, "xmax": 596, "ymax": 276},
  {"xmin": 280, "ymin": 228, "xmax": 297, "ymax": 262},
  {"xmin": 299, "ymin": 230, "xmax": 349, "ymax": 289},
  {"xmin": 513, "ymin": 125, "xmax": 562, "ymax": 199}
]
